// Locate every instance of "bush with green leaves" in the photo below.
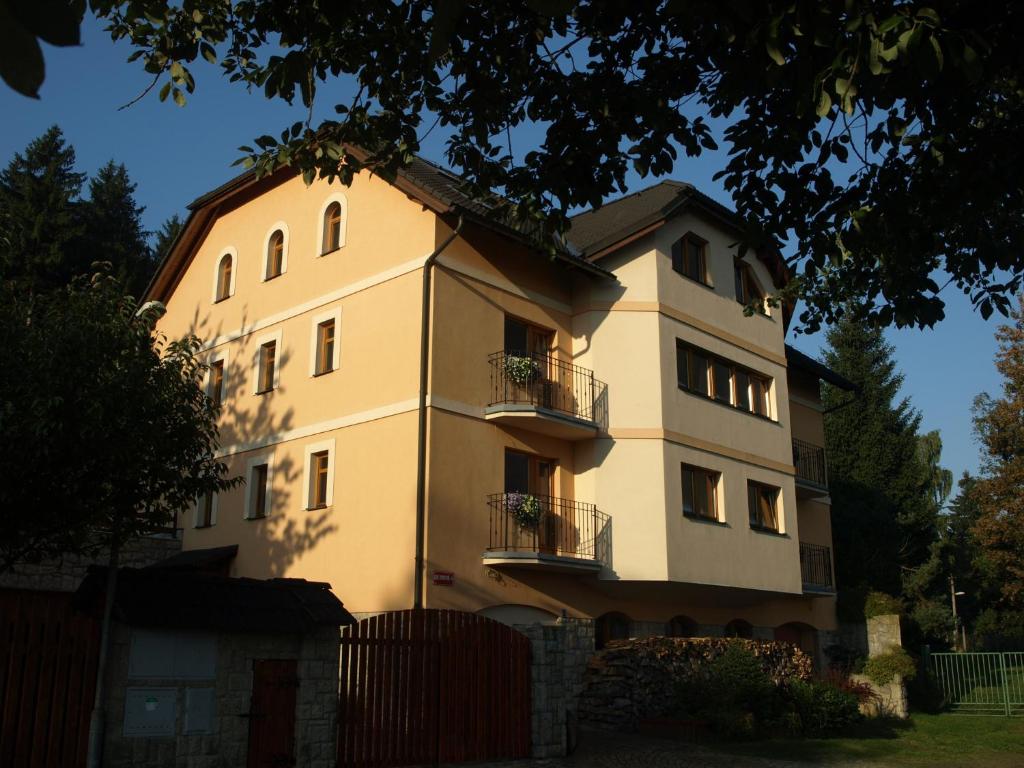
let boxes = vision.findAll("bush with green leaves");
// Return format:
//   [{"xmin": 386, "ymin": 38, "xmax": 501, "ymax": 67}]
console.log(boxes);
[
  {"xmin": 864, "ymin": 591, "xmax": 903, "ymax": 618},
  {"xmin": 786, "ymin": 679, "xmax": 861, "ymax": 737},
  {"xmin": 864, "ymin": 648, "xmax": 917, "ymax": 685}
]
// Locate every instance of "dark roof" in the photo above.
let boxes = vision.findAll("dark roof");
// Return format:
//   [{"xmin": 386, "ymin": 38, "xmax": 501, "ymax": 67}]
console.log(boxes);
[
  {"xmin": 785, "ymin": 344, "xmax": 858, "ymax": 391},
  {"xmin": 566, "ymin": 180, "xmax": 745, "ymax": 258},
  {"xmin": 75, "ymin": 567, "xmax": 355, "ymax": 634},
  {"xmin": 147, "ymin": 545, "xmax": 238, "ymax": 575}
]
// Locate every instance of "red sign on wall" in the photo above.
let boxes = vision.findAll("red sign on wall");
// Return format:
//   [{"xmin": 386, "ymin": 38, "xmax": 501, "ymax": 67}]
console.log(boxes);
[{"xmin": 432, "ymin": 571, "xmax": 454, "ymax": 586}]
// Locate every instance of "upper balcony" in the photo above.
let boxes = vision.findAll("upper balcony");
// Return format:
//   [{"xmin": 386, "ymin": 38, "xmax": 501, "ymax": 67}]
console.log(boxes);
[
  {"xmin": 483, "ymin": 492, "xmax": 611, "ymax": 573},
  {"xmin": 485, "ymin": 351, "xmax": 605, "ymax": 440},
  {"xmin": 800, "ymin": 541, "xmax": 835, "ymax": 594},
  {"xmin": 792, "ymin": 438, "xmax": 828, "ymax": 498}
]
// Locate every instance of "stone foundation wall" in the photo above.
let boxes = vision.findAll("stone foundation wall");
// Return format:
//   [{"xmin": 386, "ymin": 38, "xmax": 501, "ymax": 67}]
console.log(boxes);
[
  {"xmin": 515, "ymin": 618, "xmax": 594, "ymax": 758},
  {"xmin": 102, "ymin": 622, "xmax": 339, "ymax": 768},
  {"xmin": 0, "ymin": 534, "xmax": 182, "ymax": 592},
  {"xmin": 579, "ymin": 637, "xmax": 814, "ymax": 732}
]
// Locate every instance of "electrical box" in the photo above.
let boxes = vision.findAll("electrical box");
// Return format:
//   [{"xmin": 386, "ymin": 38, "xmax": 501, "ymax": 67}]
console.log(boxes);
[
  {"xmin": 129, "ymin": 629, "xmax": 217, "ymax": 679},
  {"xmin": 184, "ymin": 687, "xmax": 216, "ymax": 734},
  {"xmin": 123, "ymin": 687, "xmax": 177, "ymax": 737}
]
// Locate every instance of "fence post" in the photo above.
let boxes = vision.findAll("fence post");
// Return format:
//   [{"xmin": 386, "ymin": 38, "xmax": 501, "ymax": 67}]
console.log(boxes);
[{"xmin": 998, "ymin": 652, "xmax": 1012, "ymax": 717}]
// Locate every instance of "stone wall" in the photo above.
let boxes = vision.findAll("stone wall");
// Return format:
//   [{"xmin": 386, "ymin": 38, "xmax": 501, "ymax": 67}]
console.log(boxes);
[
  {"xmin": 578, "ymin": 637, "xmax": 814, "ymax": 732},
  {"xmin": 0, "ymin": 534, "xmax": 182, "ymax": 592},
  {"xmin": 101, "ymin": 622, "xmax": 339, "ymax": 768},
  {"xmin": 862, "ymin": 614, "xmax": 908, "ymax": 719},
  {"xmin": 515, "ymin": 618, "xmax": 594, "ymax": 759}
]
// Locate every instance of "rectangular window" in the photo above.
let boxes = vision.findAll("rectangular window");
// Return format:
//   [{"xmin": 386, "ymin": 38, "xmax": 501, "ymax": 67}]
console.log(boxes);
[
  {"xmin": 676, "ymin": 340, "xmax": 773, "ymax": 419},
  {"xmin": 682, "ymin": 464, "xmax": 719, "ymax": 521},
  {"xmin": 196, "ymin": 492, "xmax": 214, "ymax": 528},
  {"xmin": 748, "ymin": 481, "xmax": 780, "ymax": 531},
  {"xmin": 258, "ymin": 341, "xmax": 276, "ymax": 393},
  {"xmin": 712, "ymin": 360, "xmax": 732, "ymax": 404},
  {"xmin": 249, "ymin": 463, "xmax": 269, "ymax": 519},
  {"xmin": 209, "ymin": 359, "xmax": 224, "ymax": 408},
  {"xmin": 309, "ymin": 451, "xmax": 329, "ymax": 509},
  {"xmin": 671, "ymin": 233, "xmax": 709, "ymax": 285},
  {"xmin": 315, "ymin": 319, "xmax": 336, "ymax": 375}
]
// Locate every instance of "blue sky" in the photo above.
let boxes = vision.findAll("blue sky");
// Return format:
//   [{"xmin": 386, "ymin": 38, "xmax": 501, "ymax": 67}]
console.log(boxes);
[{"xmin": 1, "ymin": 16, "xmax": 1002, "ymax": 488}]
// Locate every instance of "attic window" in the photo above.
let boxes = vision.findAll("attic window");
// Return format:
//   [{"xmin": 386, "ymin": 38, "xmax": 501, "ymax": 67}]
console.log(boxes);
[{"xmin": 671, "ymin": 232, "xmax": 709, "ymax": 286}]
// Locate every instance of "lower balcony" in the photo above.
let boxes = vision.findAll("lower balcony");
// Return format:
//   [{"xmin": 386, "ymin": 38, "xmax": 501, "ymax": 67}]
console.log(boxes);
[
  {"xmin": 800, "ymin": 541, "xmax": 835, "ymax": 594},
  {"xmin": 483, "ymin": 493, "xmax": 611, "ymax": 573},
  {"xmin": 485, "ymin": 351, "xmax": 605, "ymax": 440}
]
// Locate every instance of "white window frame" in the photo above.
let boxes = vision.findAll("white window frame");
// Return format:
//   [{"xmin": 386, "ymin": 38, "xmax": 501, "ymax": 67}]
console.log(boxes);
[
  {"xmin": 211, "ymin": 246, "xmax": 238, "ymax": 304},
  {"xmin": 244, "ymin": 451, "xmax": 275, "ymax": 520},
  {"xmin": 308, "ymin": 307, "xmax": 342, "ymax": 377},
  {"xmin": 302, "ymin": 438, "xmax": 336, "ymax": 510},
  {"xmin": 193, "ymin": 492, "xmax": 219, "ymax": 528},
  {"xmin": 251, "ymin": 328, "xmax": 284, "ymax": 394},
  {"xmin": 261, "ymin": 221, "xmax": 290, "ymax": 280},
  {"xmin": 204, "ymin": 347, "xmax": 229, "ymax": 403},
  {"xmin": 317, "ymin": 192, "xmax": 348, "ymax": 255}
]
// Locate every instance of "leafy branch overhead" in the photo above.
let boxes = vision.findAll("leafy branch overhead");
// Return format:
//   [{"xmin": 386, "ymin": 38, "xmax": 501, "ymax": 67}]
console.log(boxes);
[{"xmin": 18, "ymin": 2, "xmax": 1024, "ymax": 330}]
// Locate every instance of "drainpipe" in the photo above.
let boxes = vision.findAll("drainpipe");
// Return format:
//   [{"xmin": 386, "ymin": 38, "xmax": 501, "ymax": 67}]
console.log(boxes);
[{"xmin": 414, "ymin": 214, "xmax": 464, "ymax": 610}]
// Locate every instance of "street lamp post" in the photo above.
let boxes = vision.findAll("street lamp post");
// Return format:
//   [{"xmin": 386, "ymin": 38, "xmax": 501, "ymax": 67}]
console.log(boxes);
[{"xmin": 950, "ymin": 575, "xmax": 968, "ymax": 652}]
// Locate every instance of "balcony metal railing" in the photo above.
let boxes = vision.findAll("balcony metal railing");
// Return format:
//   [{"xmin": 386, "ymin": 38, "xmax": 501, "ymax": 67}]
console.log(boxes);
[
  {"xmin": 800, "ymin": 542, "xmax": 834, "ymax": 591},
  {"xmin": 487, "ymin": 492, "xmax": 610, "ymax": 562},
  {"xmin": 488, "ymin": 351, "xmax": 604, "ymax": 423},
  {"xmin": 792, "ymin": 438, "xmax": 828, "ymax": 489}
]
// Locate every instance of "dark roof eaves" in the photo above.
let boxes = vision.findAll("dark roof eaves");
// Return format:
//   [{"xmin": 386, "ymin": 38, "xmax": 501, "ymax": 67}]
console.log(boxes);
[{"xmin": 785, "ymin": 344, "xmax": 858, "ymax": 391}]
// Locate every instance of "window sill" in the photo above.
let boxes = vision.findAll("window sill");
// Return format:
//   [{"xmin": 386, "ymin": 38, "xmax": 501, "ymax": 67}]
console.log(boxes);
[
  {"xmin": 749, "ymin": 524, "xmax": 786, "ymax": 537},
  {"xmin": 245, "ymin": 514, "xmax": 267, "ymax": 521},
  {"xmin": 320, "ymin": 246, "xmax": 342, "ymax": 257},
  {"xmin": 255, "ymin": 387, "xmax": 275, "ymax": 396},
  {"xmin": 263, "ymin": 273, "xmax": 283, "ymax": 282},
  {"xmin": 194, "ymin": 523, "xmax": 213, "ymax": 529},
  {"xmin": 306, "ymin": 504, "xmax": 329, "ymax": 511},
  {"xmin": 312, "ymin": 368, "xmax": 335, "ymax": 378},
  {"xmin": 673, "ymin": 269, "xmax": 715, "ymax": 292},
  {"xmin": 213, "ymin": 295, "xmax": 231, "ymax": 304},
  {"xmin": 677, "ymin": 385, "xmax": 778, "ymax": 424},
  {"xmin": 683, "ymin": 512, "xmax": 728, "ymax": 527}
]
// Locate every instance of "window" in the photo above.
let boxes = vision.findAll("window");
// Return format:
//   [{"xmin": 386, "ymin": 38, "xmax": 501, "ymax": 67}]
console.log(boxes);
[
  {"xmin": 681, "ymin": 464, "xmax": 719, "ymax": 521},
  {"xmin": 322, "ymin": 201, "xmax": 342, "ymax": 253},
  {"xmin": 734, "ymin": 260, "xmax": 766, "ymax": 313},
  {"xmin": 310, "ymin": 452, "xmax": 329, "ymax": 509},
  {"xmin": 667, "ymin": 615, "xmax": 699, "ymax": 638},
  {"xmin": 725, "ymin": 619, "xmax": 754, "ymax": 639},
  {"xmin": 214, "ymin": 253, "xmax": 233, "ymax": 302},
  {"xmin": 748, "ymin": 481, "xmax": 780, "ymax": 531},
  {"xmin": 195, "ymin": 492, "xmax": 215, "ymax": 528},
  {"xmin": 676, "ymin": 340, "xmax": 773, "ymax": 419},
  {"xmin": 257, "ymin": 341, "xmax": 277, "ymax": 393},
  {"xmin": 315, "ymin": 319, "xmax": 336, "ymax": 375},
  {"xmin": 266, "ymin": 230, "xmax": 285, "ymax": 280},
  {"xmin": 208, "ymin": 358, "xmax": 225, "ymax": 408},
  {"xmin": 244, "ymin": 462, "xmax": 268, "ymax": 524},
  {"xmin": 671, "ymin": 232, "xmax": 709, "ymax": 285},
  {"xmin": 595, "ymin": 612, "xmax": 632, "ymax": 650}
]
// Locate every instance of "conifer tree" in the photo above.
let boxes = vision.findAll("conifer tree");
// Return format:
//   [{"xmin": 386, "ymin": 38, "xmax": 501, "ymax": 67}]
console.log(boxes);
[
  {"xmin": 822, "ymin": 318, "xmax": 933, "ymax": 608},
  {"xmin": 80, "ymin": 161, "xmax": 153, "ymax": 297},
  {"xmin": 0, "ymin": 125, "xmax": 85, "ymax": 288},
  {"xmin": 153, "ymin": 213, "xmax": 183, "ymax": 264}
]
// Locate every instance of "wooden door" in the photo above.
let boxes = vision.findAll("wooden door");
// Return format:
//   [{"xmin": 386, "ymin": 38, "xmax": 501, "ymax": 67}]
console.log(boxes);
[{"xmin": 247, "ymin": 659, "xmax": 298, "ymax": 768}]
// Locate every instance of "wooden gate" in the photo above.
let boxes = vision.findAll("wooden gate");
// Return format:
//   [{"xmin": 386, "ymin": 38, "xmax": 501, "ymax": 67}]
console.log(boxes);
[
  {"xmin": 0, "ymin": 589, "xmax": 100, "ymax": 768},
  {"xmin": 247, "ymin": 659, "xmax": 299, "ymax": 767},
  {"xmin": 338, "ymin": 609, "xmax": 532, "ymax": 767}
]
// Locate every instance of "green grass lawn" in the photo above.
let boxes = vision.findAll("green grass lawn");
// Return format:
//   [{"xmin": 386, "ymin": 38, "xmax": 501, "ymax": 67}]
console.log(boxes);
[{"xmin": 716, "ymin": 712, "xmax": 1024, "ymax": 767}]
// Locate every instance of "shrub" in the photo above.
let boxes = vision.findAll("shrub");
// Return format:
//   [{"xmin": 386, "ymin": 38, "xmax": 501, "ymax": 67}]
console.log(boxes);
[
  {"xmin": 823, "ymin": 669, "xmax": 881, "ymax": 707},
  {"xmin": 864, "ymin": 591, "xmax": 903, "ymax": 618},
  {"xmin": 786, "ymin": 678, "xmax": 862, "ymax": 736},
  {"xmin": 825, "ymin": 643, "xmax": 866, "ymax": 675},
  {"xmin": 864, "ymin": 648, "xmax": 917, "ymax": 685}
]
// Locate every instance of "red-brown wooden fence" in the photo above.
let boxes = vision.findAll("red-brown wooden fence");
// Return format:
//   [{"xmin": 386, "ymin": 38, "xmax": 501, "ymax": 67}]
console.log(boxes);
[
  {"xmin": 0, "ymin": 589, "xmax": 100, "ymax": 768},
  {"xmin": 338, "ymin": 609, "xmax": 532, "ymax": 767}
]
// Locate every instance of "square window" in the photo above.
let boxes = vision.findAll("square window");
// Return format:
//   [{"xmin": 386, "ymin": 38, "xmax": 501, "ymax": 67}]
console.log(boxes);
[
  {"xmin": 682, "ymin": 464, "xmax": 719, "ymax": 520},
  {"xmin": 747, "ymin": 482, "xmax": 779, "ymax": 531}
]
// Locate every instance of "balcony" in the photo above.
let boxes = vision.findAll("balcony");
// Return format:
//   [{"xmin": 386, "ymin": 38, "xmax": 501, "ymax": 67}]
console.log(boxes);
[
  {"xmin": 792, "ymin": 438, "xmax": 828, "ymax": 498},
  {"xmin": 483, "ymin": 493, "xmax": 611, "ymax": 573},
  {"xmin": 800, "ymin": 542, "xmax": 835, "ymax": 594},
  {"xmin": 485, "ymin": 351, "xmax": 605, "ymax": 440}
]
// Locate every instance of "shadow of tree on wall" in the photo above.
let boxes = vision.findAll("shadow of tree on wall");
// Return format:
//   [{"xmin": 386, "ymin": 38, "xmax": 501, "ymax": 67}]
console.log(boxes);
[{"xmin": 180, "ymin": 301, "xmax": 336, "ymax": 579}]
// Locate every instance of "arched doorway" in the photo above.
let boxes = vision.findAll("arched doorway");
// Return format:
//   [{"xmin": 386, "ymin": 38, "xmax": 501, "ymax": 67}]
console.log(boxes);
[
  {"xmin": 724, "ymin": 618, "xmax": 754, "ymax": 639},
  {"xmin": 595, "ymin": 612, "xmax": 632, "ymax": 649},
  {"xmin": 775, "ymin": 621, "xmax": 819, "ymax": 659},
  {"xmin": 667, "ymin": 615, "xmax": 699, "ymax": 638}
]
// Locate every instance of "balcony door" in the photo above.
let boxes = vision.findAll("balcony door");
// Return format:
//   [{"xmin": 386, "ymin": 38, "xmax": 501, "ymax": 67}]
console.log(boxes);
[
  {"xmin": 504, "ymin": 449, "xmax": 557, "ymax": 553},
  {"xmin": 504, "ymin": 316, "xmax": 558, "ymax": 409}
]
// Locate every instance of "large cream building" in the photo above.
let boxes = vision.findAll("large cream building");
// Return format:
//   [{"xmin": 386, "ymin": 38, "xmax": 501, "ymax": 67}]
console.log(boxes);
[{"xmin": 150, "ymin": 160, "xmax": 853, "ymax": 655}]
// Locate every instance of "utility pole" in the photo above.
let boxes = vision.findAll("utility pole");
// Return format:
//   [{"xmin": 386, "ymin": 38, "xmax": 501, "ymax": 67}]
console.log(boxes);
[{"xmin": 949, "ymin": 575, "xmax": 968, "ymax": 652}]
